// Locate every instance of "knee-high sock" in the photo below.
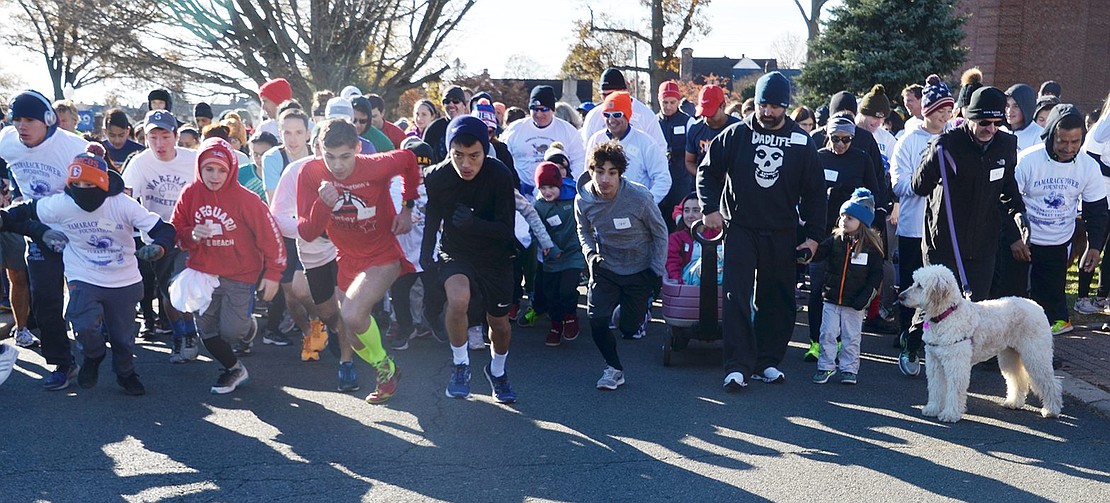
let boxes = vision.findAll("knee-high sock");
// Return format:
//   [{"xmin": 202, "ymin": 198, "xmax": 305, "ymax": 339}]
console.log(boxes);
[{"xmin": 353, "ymin": 318, "xmax": 387, "ymax": 365}]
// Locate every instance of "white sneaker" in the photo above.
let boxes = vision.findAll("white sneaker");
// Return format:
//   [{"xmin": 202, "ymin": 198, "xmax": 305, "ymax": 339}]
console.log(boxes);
[
  {"xmin": 596, "ymin": 366, "xmax": 625, "ymax": 390},
  {"xmin": 0, "ymin": 344, "xmax": 18, "ymax": 386},
  {"xmin": 1074, "ymin": 297, "xmax": 1100, "ymax": 315},
  {"xmin": 1097, "ymin": 297, "xmax": 1110, "ymax": 314},
  {"xmin": 723, "ymin": 371, "xmax": 747, "ymax": 390},
  {"xmin": 751, "ymin": 366, "xmax": 785, "ymax": 383},
  {"xmin": 13, "ymin": 328, "xmax": 38, "ymax": 348},
  {"xmin": 467, "ymin": 326, "xmax": 486, "ymax": 350}
]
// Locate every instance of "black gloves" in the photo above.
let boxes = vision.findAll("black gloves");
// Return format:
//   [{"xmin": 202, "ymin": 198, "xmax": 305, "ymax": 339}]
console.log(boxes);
[{"xmin": 452, "ymin": 205, "xmax": 474, "ymax": 229}]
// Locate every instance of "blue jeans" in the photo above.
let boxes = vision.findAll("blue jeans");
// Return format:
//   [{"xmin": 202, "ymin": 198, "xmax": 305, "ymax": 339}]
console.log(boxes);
[
  {"xmin": 66, "ymin": 281, "xmax": 143, "ymax": 376},
  {"xmin": 26, "ymin": 241, "xmax": 70, "ymax": 367}
]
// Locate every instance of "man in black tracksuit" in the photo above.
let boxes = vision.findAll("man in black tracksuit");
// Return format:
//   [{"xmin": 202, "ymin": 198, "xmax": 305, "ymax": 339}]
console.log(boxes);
[
  {"xmin": 697, "ymin": 72, "xmax": 826, "ymax": 389},
  {"xmin": 911, "ymin": 86, "xmax": 1026, "ymax": 301},
  {"xmin": 657, "ymin": 81, "xmax": 693, "ymax": 232}
]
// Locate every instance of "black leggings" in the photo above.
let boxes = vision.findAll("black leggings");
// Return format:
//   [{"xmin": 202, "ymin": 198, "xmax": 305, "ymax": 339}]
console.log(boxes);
[{"xmin": 390, "ymin": 272, "xmax": 421, "ymax": 334}]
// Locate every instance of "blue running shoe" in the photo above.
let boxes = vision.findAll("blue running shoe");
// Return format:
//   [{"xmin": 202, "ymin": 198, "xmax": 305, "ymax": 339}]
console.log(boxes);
[
  {"xmin": 483, "ymin": 363, "xmax": 517, "ymax": 403},
  {"xmin": 445, "ymin": 363, "xmax": 471, "ymax": 398},
  {"xmin": 43, "ymin": 364, "xmax": 78, "ymax": 391},
  {"xmin": 337, "ymin": 361, "xmax": 360, "ymax": 392}
]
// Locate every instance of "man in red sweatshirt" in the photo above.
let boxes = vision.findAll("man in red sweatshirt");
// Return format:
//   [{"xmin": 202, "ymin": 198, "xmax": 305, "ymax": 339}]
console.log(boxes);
[
  {"xmin": 297, "ymin": 119, "xmax": 421, "ymax": 404},
  {"xmin": 172, "ymin": 138, "xmax": 286, "ymax": 394}
]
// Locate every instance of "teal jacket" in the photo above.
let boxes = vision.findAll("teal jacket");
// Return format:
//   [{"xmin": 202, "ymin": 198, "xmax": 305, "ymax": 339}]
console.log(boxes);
[{"xmin": 535, "ymin": 193, "xmax": 586, "ymax": 272}]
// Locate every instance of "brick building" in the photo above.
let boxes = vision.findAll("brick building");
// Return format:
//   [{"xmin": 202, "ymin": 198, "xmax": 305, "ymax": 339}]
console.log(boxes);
[{"xmin": 956, "ymin": 0, "xmax": 1110, "ymax": 113}]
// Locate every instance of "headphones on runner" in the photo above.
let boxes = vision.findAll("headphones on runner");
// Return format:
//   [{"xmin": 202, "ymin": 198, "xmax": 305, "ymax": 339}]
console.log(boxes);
[{"xmin": 7, "ymin": 90, "xmax": 57, "ymax": 127}]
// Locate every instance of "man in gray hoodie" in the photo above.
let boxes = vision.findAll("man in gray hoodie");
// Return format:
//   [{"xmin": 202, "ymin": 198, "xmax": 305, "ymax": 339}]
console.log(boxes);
[{"xmin": 576, "ymin": 141, "xmax": 668, "ymax": 390}]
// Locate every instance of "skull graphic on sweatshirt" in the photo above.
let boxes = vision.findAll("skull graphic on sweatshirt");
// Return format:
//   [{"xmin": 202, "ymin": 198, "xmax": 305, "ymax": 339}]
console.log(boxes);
[{"xmin": 754, "ymin": 145, "xmax": 783, "ymax": 188}]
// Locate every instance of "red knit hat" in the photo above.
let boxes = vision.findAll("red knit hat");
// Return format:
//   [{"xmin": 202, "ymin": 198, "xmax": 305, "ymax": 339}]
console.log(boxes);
[
  {"xmin": 259, "ymin": 78, "xmax": 292, "ymax": 104},
  {"xmin": 534, "ymin": 161, "xmax": 563, "ymax": 188}
]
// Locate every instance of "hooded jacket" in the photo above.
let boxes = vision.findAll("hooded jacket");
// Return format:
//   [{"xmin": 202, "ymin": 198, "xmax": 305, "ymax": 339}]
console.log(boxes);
[
  {"xmin": 172, "ymin": 139, "xmax": 286, "ymax": 284},
  {"xmin": 1013, "ymin": 105, "xmax": 1108, "ymax": 247},
  {"xmin": 911, "ymin": 125, "xmax": 1025, "ymax": 262},
  {"xmin": 890, "ymin": 123, "xmax": 944, "ymax": 239},
  {"xmin": 1004, "ymin": 84, "xmax": 1044, "ymax": 151},
  {"xmin": 575, "ymin": 176, "xmax": 667, "ymax": 277}
]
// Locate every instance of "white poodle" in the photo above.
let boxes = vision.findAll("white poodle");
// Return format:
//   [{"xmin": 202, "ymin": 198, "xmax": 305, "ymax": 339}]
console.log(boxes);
[{"xmin": 899, "ymin": 265, "xmax": 1062, "ymax": 423}]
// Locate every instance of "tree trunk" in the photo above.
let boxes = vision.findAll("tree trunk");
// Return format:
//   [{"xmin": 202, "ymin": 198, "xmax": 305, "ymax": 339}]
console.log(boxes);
[{"xmin": 649, "ymin": 0, "xmax": 665, "ymax": 109}]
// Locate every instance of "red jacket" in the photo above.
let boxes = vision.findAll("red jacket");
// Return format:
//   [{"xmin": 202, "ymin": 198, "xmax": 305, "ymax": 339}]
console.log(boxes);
[
  {"xmin": 172, "ymin": 138, "xmax": 286, "ymax": 284},
  {"xmin": 296, "ymin": 149, "xmax": 421, "ymax": 266}
]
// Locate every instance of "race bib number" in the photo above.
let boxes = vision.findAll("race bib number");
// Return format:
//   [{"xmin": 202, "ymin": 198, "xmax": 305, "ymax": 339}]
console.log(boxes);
[
  {"xmin": 613, "ymin": 217, "xmax": 631, "ymax": 230},
  {"xmin": 673, "ymin": 125, "xmax": 685, "ymax": 135},
  {"xmin": 824, "ymin": 169, "xmax": 838, "ymax": 183},
  {"xmin": 851, "ymin": 252, "xmax": 869, "ymax": 265},
  {"xmin": 357, "ymin": 206, "xmax": 376, "ymax": 220},
  {"xmin": 989, "ymin": 168, "xmax": 1004, "ymax": 182},
  {"xmin": 546, "ymin": 214, "xmax": 562, "ymax": 227}
]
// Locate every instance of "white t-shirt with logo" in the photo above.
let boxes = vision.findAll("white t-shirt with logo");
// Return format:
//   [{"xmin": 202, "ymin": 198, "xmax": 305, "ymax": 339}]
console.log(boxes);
[
  {"xmin": 36, "ymin": 193, "xmax": 162, "ymax": 287},
  {"xmin": 0, "ymin": 127, "xmax": 89, "ymax": 200},
  {"xmin": 122, "ymin": 147, "xmax": 197, "ymax": 220},
  {"xmin": 1016, "ymin": 145, "xmax": 1107, "ymax": 246},
  {"xmin": 502, "ymin": 117, "xmax": 586, "ymax": 188}
]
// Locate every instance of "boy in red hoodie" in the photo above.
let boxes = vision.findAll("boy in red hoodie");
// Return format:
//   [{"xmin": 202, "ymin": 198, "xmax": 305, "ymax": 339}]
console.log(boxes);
[
  {"xmin": 172, "ymin": 138, "xmax": 285, "ymax": 394},
  {"xmin": 297, "ymin": 119, "xmax": 420, "ymax": 404}
]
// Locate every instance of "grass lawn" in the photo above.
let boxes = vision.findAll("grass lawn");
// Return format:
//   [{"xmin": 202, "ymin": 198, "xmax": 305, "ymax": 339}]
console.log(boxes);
[{"xmin": 1066, "ymin": 262, "xmax": 1107, "ymax": 328}]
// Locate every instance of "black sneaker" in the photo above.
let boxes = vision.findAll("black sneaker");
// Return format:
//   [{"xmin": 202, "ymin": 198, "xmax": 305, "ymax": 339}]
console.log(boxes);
[
  {"xmin": 233, "ymin": 340, "xmax": 253, "ymax": 357},
  {"xmin": 262, "ymin": 331, "xmax": 291, "ymax": 346},
  {"xmin": 117, "ymin": 372, "xmax": 146, "ymax": 396},
  {"xmin": 78, "ymin": 355, "xmax": 104, "ymax": 389},
  {"xmin": 211, "ymin": 365, "xmax": 248, "ymax": 394},
  {"xmin": 389, "ymin": 333, "xmax": 410, "ymax": 351}
]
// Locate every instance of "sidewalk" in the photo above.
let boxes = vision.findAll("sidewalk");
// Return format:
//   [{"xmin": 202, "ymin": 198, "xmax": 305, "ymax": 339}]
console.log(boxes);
[{"xmin": 1055, "ymin": 324, "xmax": 1110, "ymax": 393}]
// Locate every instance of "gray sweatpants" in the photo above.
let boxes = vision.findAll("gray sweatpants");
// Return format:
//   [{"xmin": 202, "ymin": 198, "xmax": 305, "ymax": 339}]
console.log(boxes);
[
  {"xmin": 65, "ymin": 281, "xmax": 144, "ymax": 377},
  {"xmin": 196, "ymin": 277, "xmax": 255, "ymax": 344},
  {"xmin": 818, "ymin": 302, "xmax": 864, "ymax": 374}
]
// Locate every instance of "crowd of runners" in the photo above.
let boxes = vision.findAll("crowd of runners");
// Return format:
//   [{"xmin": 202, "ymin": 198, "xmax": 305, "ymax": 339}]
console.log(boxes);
[{"xmin": 1, "ymin": 65, "xmax": 1108, "ymax": 402}]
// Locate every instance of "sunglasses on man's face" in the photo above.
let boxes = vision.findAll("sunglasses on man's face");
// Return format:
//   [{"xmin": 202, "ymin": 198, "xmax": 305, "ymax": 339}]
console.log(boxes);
[
  {"xmin": 353, "ymin": 118, "xmax": 369, "ymax": 125},
  {"xmin": 830, "ymin": 136, "xmax": 853, "ymax": 144},
  {"xmin": 531, "ymin": 106, "xmax": 552, "ymax": 113},
  {"xmin": 602, "ymin": 111, "xmax": 625, "ymax": 119},
  {"xmin": 443, "ymin": 99, "xmax": 462, "ymax": 105},
  {"xmin": 977, "ymin": 119, "xmax": 1003, "ymax": 128}
]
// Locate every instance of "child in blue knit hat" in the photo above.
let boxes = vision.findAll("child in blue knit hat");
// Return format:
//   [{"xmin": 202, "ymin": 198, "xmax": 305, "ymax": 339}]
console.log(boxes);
[{"xmin": 810, "ymin": 188, "xmax": 883, "ymax": 385}]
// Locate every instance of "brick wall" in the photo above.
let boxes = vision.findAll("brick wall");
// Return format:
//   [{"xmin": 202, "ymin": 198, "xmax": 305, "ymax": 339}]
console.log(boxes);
[{"xmin": 956, "ymin": 0, "xmax": 1109, "ymax": 114}]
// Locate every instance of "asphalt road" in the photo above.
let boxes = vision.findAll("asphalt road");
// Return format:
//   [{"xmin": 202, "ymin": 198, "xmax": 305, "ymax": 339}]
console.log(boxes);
[{"xmin": 2, "ymin": 309, "xmax": 1109, "ymax": 502}]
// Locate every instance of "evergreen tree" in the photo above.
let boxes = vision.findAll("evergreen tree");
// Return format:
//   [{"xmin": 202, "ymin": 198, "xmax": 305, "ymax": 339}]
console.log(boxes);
[{"xmin": 797, "ymin": 0, "xmax": 968, "ymax": 108}]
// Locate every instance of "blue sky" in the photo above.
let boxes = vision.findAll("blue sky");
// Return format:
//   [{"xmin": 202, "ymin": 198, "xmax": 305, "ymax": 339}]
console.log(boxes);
[{"xmin": 1, "ymin": 0, "xmax": 824, "ymax": 106}]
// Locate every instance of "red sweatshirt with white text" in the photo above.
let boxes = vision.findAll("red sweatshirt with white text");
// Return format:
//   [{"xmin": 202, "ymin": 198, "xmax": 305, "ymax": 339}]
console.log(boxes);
[{"xmin": 172, "ymin": 139, "xmax": 286, "ymax": 284}]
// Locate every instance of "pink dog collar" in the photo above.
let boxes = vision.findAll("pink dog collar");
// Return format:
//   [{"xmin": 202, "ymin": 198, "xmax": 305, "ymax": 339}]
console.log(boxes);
[{"xmin": 929, "ymin": 303, "xmax": 960, "ymax": 325}]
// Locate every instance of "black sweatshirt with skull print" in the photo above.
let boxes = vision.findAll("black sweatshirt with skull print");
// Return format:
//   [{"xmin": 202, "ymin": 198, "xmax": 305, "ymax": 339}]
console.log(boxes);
[{"xmin": 695, "ymin": 114, "xmax": 827, "ymax": 243}]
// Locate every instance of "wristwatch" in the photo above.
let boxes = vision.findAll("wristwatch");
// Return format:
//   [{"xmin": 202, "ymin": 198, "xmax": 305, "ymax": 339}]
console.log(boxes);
[{"xmin": 404, "ymin": 199, "xmax": 416, "ymax": 209}]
